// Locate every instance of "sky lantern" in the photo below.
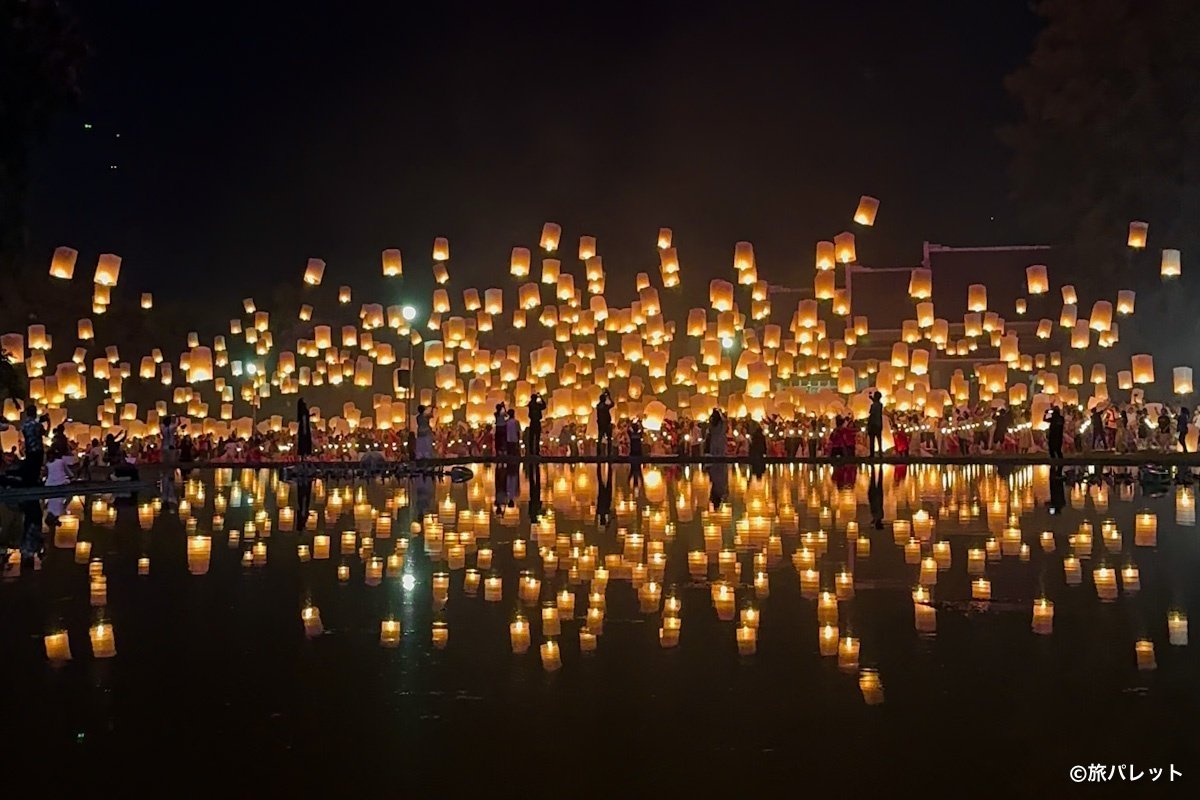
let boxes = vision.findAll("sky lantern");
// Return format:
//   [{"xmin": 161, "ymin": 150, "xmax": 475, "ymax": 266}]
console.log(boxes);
[
  {"xmin": 1127, "ymin": 220, "xmax": 1148, "ymax": 249},
  {"xmin": 967, "ymin": 284, "xmax": 987, "ymax": 312},
  {"xmin": 50, "ymin": 246, "xmax": 78, "ymax": 279},
  {"xmin": 381, "ymin": 249, "xmax": 402, "ymax": 277},
  {"xmin": 814, "ymin": 270, "xmax": 835, "ymax": 300},
  {"xmin": 1015, "ymin": 298, "xmax": 1027, "ymax": 315},
  {"xmin": 1131, "ymin": 354, "xmax": 1154, "ymax": 384},
  {"xmin": 709, "ymin": 279, "xmax": 734, "ymax": 312},
  {"xmin": 1174, "ymin": 366, "xmax": 1193, "ymax": 395},
  {"xmin": 659, "ymin": 247, "xmax": 680, "ymax": 274},
  {"xmin": 853, "ymin": 195, "xmax": 879, "ymax": 226},
  {"xmin": 541, "ymin": 258, "xmax": 560, "ymax": 285},
  {"xmin": 189, "ymin": 347, "xmax": 214, "ymax": 382},
  {"xmin": 1088, "ymin": 300, "xmax": 1113, "ymax": 332},
  {"xmin": 1161, "ymin": 248, "xmax": 1181, "ymax": 278},
  {"xmin": 303, "ymin": 258, "xmax": 326, "ymax": 285},
  {"xmin": 832, "ymin": 288, "xmax": 851, "ymax": 316},
  {"xmin": 1116, "ymin": 290, "xmax": 1135, "ymax": 315},
  {"xmin": 1118, "ymin": 370, "xmax": 1133, "ymax": 390},
  {"xmin": 814, "ymin": 240, "xmax": 835, "ymax": 270},
  {"xmin": 539, "ymin": 222, "xmax": 561, "ymax": 252},
  {"xmin": 1067, "ymin": 363, "xmax": 1083, "ymax": 385},
  {"xmin": 908, "ymin": 268, "xmax": 932, "ymax": 299},
  {"xmin": 77, "ymin": 319, "xmax": 93, "ymax": 340},
  {"xmin": 93, "ymin": 253, "xmax": 121, "ymax": 286},
  {"xmin": 508, "ymin": 246, "xmax": 532, "ymax": 278},
  {"xmin": 834, "ymin": 232, "xmax": 856, "ymax": 264},
  {"xmin": 1025, "ymin": 264, "xmax": 1048, "ymax": 294},
  {"xmin": 432, "ymin": 237, "xmax": 450, "ymax": 261},
  {"xmin": 1060, "ymin": 304, "xmax": 1077, "ymax": 328},
  {"xmin": 733, "ymin": 241, "xmax": 754, "ymax": 272},
  {"xmin": 1090, "ymin": 364, "xmax": 1106, "ymax": 384},
  {"xmin": 299, "ymin": 304, "xmax": 313, "ymax": 321},
  {"xmin": 577, "ymin": 235, "xmax": 596, "ymax": 260},
  {"xmin": 890, "ymin": 342, "xmax": 908, "ymax": 368}
]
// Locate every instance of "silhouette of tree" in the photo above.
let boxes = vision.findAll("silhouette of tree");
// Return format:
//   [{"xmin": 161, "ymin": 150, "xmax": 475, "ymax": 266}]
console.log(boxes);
[
  {"xmin": 2, "ymin": 0, "xmax": 87, "ymax": 300},
  {"xmin": 1003, "ymin": 0, "xmax": 1200, "ymax": 362}
]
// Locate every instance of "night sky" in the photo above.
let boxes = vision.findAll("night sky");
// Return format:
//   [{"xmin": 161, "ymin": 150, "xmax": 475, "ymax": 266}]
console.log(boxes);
[{"xmin": 26, "ymin": 0, "xmax": 1042, "ymax": 306}]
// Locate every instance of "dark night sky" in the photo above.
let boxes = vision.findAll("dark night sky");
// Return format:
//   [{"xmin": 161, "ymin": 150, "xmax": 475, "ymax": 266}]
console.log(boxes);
[{"xmin": 26, "ymin": 0, "xmax": 1042, "ymax": 306}]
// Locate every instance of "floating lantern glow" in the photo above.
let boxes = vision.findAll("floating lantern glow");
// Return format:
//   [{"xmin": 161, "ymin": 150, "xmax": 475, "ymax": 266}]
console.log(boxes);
[
  {"xmin": 853, "ymin": 195, "xmax": 879, "ymax": 226},
  {"xmin": 1161, "ymin": 248, "xmax": 1181, "ymax": 278},
  {"xmin": 1127, "ymin": 220, "xmax": 1148, "ymax": 249}
]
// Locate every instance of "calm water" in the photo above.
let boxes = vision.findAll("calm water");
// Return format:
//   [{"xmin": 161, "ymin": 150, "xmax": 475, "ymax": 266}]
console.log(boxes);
[{"xmin": 2, "ymin": 463, "xmax": 1198, "ymax": 794}]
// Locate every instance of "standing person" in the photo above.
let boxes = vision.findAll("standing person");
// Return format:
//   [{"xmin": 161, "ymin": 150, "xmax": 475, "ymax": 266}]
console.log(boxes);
[
  {"xmin": 706, "ymin": 408, "xmax": 727, "ymax": 457},
  {"xmin": 296, "ymin": 397, "xmax": 314, "ymax": 461},
  {"xmin": 1178, "ymin": 406, "xmax": 1191, "ymax": 452},
  {"xmin": 20, "ymin": 404, "xmax": 48, "ymax": 486},
  {"xmin": 160, "ymin": 414, "xmax": 181, "ymax": 469},
  {"xmin": 991, "ymin": 404, "xmax": 1011, "ymax": 452},
  {"xmin": 527, "ymin": 392, "xmax": 547, "ymax": 457},
  {"xmin": 44, "ymin": 441, "xmax": 78, "ymax": 487},
  {"xmin": 493, "ymin": 402, "xmax": 507, "ymax": 457},
  {"xmin": 628, "ymin": 417, "xmax": 644, "ymax": 459},
  {"xmin": 867, "ymin": 392, "xmax": 884, "ymax": 457},
  {"xmin": 595, "ymin": 389, "xmax": 615, "ymax": 456},
  {"xmin": 1045, "ymin": 405, "xmax": 1065, "ymax": 459},
  {"xmin": 1089, "ymin": 405, "xmax": 1106, "ymax": 451},
  {"xmin": 505, "ymin": 409, "xmax": 521, "ymax": 459},
  {"xmin": 414, "ymin": 404, "xmax": 434, "ymax": 459}
]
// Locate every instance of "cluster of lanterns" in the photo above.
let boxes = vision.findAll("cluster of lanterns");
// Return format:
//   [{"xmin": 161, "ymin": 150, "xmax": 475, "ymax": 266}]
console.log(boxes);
[
  {"xmin": 2, "ymin": 207, "xmax": 1189, "ymax": 454},
  {"xmin": 29, "ymin": 463, "xmax": 1190, "ymax": 701}
]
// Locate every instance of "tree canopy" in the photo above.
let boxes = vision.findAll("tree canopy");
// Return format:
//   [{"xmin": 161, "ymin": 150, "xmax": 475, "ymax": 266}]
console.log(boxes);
[{"xmin": 1004, "ymin": 0, "xmax": 1200, "ymax": 362}]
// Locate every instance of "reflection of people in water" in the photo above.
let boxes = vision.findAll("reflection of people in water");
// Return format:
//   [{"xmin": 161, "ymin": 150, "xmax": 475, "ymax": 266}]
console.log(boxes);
[
  {"xmin": 505, "ymin": 463, "xmax": 519, "ymax": 508},
  {"xmin": 596, "ymin": 463, "xmax": 613, "ymax": 526},
  {"xmin": 1048, "ymin": 466, "xmax": 1066, "ymax": 515},
  {"xmin": 413, "ymin": 474, "xmax": 435, "ymax": 518},
  {"xmin": 16, "ymin": 499, "xmax": 45, "ymax": 565},
  {"xmin": 159, "ymin": 475, "xmax": 178, "ymax": 511},
  {"xmin": 528, "ymin": 464, "xmax": 543, "ymax": 521},
  {"xmin": 707, "ymin": 463, "xmax": 729, "ymax": 509},
  {"xmin": 868, "ymin": 465, "xmax": 884, "ymax": 530},
  {"xmin": 628, "ymin": 460, "xmax": 643, "ymax": 491},
  {"xmin": 295, "ymin": 476, "xmax": 313, "ymax": 532},
  {"xmin": 493, "ymin": 462, "xmax": 509, "ymax": 514}
]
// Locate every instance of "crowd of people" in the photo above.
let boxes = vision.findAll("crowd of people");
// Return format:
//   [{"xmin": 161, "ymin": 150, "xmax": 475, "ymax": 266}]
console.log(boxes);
[{"xmin": 1, "ymin": 392, "xmax": 1196, "ymax": 487}]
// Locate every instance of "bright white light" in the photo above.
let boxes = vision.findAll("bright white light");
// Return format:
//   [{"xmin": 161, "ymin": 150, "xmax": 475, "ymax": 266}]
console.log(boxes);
[
  {"xmin": 721, "ymin": 338, "xmax": 734, "ymax": 350},
  {"xmin": 402, "ymin": 306, "xmax": 417, "ymax": 321},
  {"xmin": 401, "ymin": 574, "xmax": 416, "ymax": 591}
]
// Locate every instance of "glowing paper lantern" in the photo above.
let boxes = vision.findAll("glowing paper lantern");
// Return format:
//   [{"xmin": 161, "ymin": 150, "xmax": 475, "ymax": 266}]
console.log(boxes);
[
  {"xmin": 1117, "ymin": 290, "xmax": 1135, "ymax": 315},
  {"xmin": 539, "ymin": 222, "xmax": 561, "ymax": 252},
  {"xmin": 709, "ymin": 280, "xmax": 734, "ymax": 312},
  {"xmin": 1118, "ymin": 370, "xmax": 1133, "ymax": 390},
  {"xmin": 815, "ymin": 241, "xmax": 835, "ymax": 270},
  {"xmin": 1131, "ymin": 354, "xmax": 1154, "ymax": 384},
  {"xmin": 908, "ymin": 268, "xmax": 932, "ymax": 299},
  {"xmin": 578, "ymin": 235, "xmax": 596, "ymax": 261},
  {"xmin": 834, "ymin": 232, "xmax": 856, "ymax": 264},
  {"xmin": 733, "ymin": 241, "xmax": 755, "ymax": 272},
  {"xmin": 1173, "ymin": 366, "xmax": 1193, "ymax": 395},
  {"xmin": 303, "ymin": 258, "xmax": 326, "ymax": 285},
  {"xmin": 50, "ymin": 246, "xmax": 78, "ymax": 279},
  {"xmin": 1161, "ymin": 248, "xmax": 1181, "ymax": 278},
  {"xmin": 382, "ymin": 249, "xmax": 403, "ymax": 277},
  {"xmin": 967, "ymin": 284, "xmax": 987, "ymax": 312},
  {"xmin": 94, "ymin": 253, "xmax": 121, "ymax": 286},
  {"xmin": 1127, "ymin": 220, "xmax": 1148, "ymax": 249},
  {"xmin": 1025, "ymin": 264, "xmax": 1048, "ymax": 294},
  {"xmin": 853, "ymin": 195, "xmax": 879, "ymax": 226},
  {"xmin": 432, "ymin": 237, "xmax": 450, "ymax": 261},
  {"xmin": 1070, "ymin": 320, "xmax": 1090, "ymax": 349}
]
